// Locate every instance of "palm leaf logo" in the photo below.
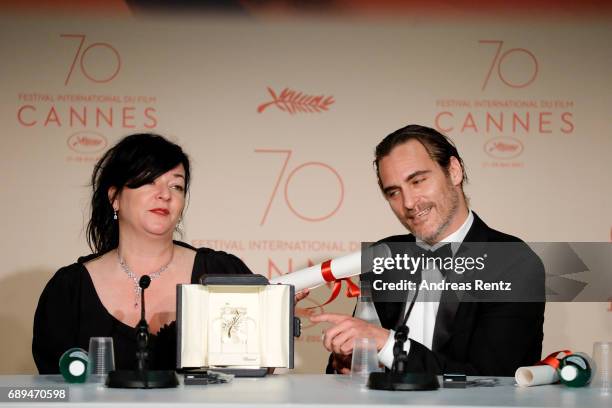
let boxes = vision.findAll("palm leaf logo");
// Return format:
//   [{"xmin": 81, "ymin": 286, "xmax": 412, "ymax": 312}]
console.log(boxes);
[{"xmin": 257, "ymin": 87, "xmax": 335, "ymax": 114}]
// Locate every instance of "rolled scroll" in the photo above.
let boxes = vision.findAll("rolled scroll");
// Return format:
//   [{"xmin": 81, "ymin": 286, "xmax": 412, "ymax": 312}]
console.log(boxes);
[
  {"xmin": 269, "ymin": 243, "xmax": 391, "ymax": 291},
  {"xmin": 515, "ymin": 365, "xmax": 559, "ymax": 387}
]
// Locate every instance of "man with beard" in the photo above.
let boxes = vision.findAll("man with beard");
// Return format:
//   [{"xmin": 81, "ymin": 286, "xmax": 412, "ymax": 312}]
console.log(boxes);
[{"xmin": 311, "ymin": 124, "xmax": 545, "ymax": 376}]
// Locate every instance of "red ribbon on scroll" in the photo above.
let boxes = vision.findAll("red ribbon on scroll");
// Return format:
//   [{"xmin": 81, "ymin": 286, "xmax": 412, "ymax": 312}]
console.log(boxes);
[
  {"xmin": 317, "ymin": 259, "xmax": 360, "ymax": 307},
  {"xmin": 537, "ymin": 350, "xmax": 572, "ymax": 369}
]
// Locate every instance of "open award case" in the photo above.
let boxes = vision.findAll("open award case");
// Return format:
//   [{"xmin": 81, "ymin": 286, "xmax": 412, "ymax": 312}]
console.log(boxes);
[{"xmin": 177, "ymin": 275, "xmax": 298, "ymax": 377}]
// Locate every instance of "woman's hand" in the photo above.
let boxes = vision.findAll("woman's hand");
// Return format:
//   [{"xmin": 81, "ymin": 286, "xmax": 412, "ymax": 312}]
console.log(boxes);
[
  {"xmin": 331, "ymin": 353, "xmax": 352, "ymax": 375},
  {"xmin": 294, "ymin": 288, "xmax": 310, "ymax": 304}
]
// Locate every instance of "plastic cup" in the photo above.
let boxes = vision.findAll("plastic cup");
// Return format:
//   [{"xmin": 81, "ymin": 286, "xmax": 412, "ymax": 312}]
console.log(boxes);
[
  {"xmin": 87, "ymin": 337, "xmax": 115, "ymax": 383},
  {"xmin": 592, "ymin": 341, "xmax": 611, "ymax": 393},
  {"xmin": 350, "ymin": 338, "xmax": 380, "ymax": 386}
]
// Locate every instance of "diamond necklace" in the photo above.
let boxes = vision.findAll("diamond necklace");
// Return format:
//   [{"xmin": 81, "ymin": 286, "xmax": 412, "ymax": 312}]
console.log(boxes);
[{"xmin": 117, "ymin": 248, "xmax": 174, "ymax": 308}]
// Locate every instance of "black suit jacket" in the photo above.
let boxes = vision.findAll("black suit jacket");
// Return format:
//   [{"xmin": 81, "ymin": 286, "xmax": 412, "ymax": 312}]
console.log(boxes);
[{"xmin": 327, "ymin": 213, "xmax": 545, "ymax": 376}]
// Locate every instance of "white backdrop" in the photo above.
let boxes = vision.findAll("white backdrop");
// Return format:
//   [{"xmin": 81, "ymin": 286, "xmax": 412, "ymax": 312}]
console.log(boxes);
[{"xmin": 0, "ymin": 13, "xmax": 610, "ymax": 374}]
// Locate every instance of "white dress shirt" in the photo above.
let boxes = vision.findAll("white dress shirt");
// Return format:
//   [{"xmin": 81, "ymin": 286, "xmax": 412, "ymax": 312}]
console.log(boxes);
[{"xmin": 374, "ymin": 210, "xmax": 474, "ymax": 369}]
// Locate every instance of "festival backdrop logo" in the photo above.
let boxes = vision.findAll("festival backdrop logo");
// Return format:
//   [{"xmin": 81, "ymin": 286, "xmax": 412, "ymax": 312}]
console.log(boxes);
[
  {"xmin": 257, "ymin": 87, "xmax": 335, "ymax": 115},
  {"xmin": 483, "ymin": 136, "xmax": 523, "ymax": 159},
  {"xmin": 67, "ymin": 130, "xmax": 108, "ymax": 154},
  {"xmin": 15, "ymin": 34, "xmax": 159, "ymax": 163},
  {"xmin": 191, "ymin": 146, "xmax": 354, "ymax": 340},
  {"xmin": 434, "ymin": 40, "xmax": 576, "ymax": 169},
  {"xmin": 196, "ymin": 85, "xmax": 341, "ymax": 350}
]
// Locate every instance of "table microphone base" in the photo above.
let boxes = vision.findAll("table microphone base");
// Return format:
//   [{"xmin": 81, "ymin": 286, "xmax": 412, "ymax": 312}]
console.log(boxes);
[
  {"xmin": 106, "ymin": 370, "xmax": 179, "ymax": 389},
  {"xmin": 367, "ymin": 372, "xmax": 440, "ymax": 391}
]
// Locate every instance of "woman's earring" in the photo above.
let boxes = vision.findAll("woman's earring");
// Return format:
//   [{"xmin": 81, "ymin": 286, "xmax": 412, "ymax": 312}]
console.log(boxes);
[
  {"xmin": 175, "ymin": 217, "xmax": 183, "ymax": 233},
  {"xmin": 113, "ymin": 210, "xmax": 118, "ymax": 220}
]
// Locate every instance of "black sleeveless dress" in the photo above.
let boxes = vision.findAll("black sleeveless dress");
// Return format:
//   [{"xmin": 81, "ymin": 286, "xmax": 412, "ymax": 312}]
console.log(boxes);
[{"xmin": 32, "ymin": 242, "xmax": 252, "ymax": 374}]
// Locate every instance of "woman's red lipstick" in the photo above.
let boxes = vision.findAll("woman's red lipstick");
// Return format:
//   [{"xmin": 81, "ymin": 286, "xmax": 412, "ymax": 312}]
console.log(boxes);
[{"xmin": 150, "ymin": 208, "xmax": 169, "ymax": 216}]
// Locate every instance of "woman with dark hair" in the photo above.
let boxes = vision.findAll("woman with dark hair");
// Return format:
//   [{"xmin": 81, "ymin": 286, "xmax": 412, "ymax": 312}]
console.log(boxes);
[{"xmin": 32, "ymin": 133, "xmax": 253, "ymax": 373}]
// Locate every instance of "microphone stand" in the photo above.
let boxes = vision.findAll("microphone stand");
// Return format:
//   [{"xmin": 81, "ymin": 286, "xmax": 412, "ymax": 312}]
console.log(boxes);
[
  {"xmin": 106, "ymin": 276, "xmax": 178, "ymax": 389},
  {"xmin": 367, "ymin": 272, "xmax": 440, "ymax": 391}
]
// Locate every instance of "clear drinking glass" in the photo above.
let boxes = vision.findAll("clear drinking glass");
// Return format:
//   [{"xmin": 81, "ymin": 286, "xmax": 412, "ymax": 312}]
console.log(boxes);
[
  {"xmin": 592, "ymin": 341, "xmax": 611, "ymax": 394},
  {"xmin": 350, "ymin": 337, "xmax": 380, "ymax": 386},
  {"xmin": 87, "ymin": 337, "xmax": 115, "ymax": 383}
]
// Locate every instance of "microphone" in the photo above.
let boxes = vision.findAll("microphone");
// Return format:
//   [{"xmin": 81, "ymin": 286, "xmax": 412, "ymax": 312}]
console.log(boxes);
[
  {"xmin": 139, "ymin": 275, "xmax": 151, "ymax": 289},
  {"xmin": 135, "ymin": 276, "xmax": 151, "ymax": 374},
  {"xmin": 390, "ymin": 279, "xmax": 420, "ymax": 375},
  {"xmin": 367, "ymin": 260, "xmax": 440, "ymax": 391},
  {"xmin": 106, "ymin": 274, "xmax": 178, "ymax": 389}
]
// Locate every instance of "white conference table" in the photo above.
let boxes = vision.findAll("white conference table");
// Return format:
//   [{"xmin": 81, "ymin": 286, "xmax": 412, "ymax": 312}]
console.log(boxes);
[{"xmin": 0, "ymin": 374, "xmax": 609, "ymax": 407}]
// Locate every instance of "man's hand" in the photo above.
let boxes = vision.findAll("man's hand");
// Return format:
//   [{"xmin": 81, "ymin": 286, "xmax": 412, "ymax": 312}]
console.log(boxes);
[{"xmin": 309, "ymin": 313, "xmax": 389, "ymax": 355}]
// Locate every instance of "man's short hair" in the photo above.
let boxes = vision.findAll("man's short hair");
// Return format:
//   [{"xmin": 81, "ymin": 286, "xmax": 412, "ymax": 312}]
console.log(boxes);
[{"xmin": 373, "ymin": 124, "xmax": 468, "ymax": 190}]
